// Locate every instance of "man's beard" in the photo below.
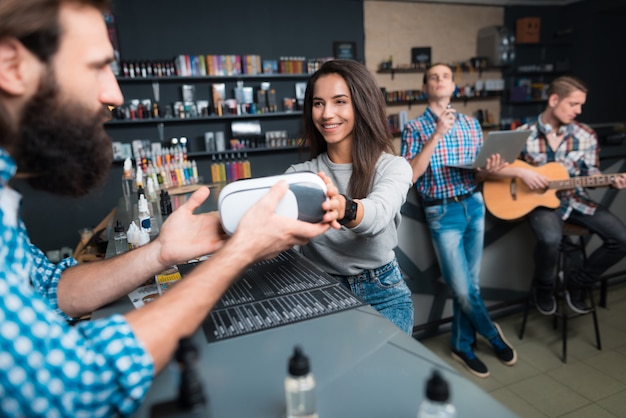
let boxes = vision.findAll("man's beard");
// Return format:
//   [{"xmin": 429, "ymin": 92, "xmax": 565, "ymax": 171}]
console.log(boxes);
[{"xmin": 15, "ymin": 75, "xmax": 113, "ymax": 197}]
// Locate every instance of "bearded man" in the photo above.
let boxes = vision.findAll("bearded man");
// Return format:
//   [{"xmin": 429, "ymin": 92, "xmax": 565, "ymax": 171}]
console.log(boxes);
[{"xmin": 0, "ymin": 1, "xmax": 334, "ymax": 415}]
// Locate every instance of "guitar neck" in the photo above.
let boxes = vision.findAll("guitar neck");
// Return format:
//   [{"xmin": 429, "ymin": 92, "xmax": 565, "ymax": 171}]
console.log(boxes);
[{"xmin": 549, "ymin": 173, "xmax": 625, "ymax": 191}]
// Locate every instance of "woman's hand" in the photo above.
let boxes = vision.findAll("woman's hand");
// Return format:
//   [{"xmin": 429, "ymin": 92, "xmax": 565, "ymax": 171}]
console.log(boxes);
[{"xmin": 317, "ymin": 171, "xmax": 343, "ymax": 230}]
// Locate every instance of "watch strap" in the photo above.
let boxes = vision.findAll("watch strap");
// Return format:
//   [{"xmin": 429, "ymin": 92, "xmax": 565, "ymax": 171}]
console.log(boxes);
[{"xmin": 339, "ymin": 194, "xmax": 357, "ymax": 225}]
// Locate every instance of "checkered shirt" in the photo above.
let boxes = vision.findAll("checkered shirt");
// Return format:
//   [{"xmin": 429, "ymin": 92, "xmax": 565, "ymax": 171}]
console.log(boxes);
[
  {"xmin": 401, "ymin": 107, "xmax": 482, "ymax": 200},
  {"xmin": 519, "ymin": 117, "xmax": 601, "ymax": 219},
  {"xmin": 0, "ymin": 148, "xmax": 153, "ymax": 417}
]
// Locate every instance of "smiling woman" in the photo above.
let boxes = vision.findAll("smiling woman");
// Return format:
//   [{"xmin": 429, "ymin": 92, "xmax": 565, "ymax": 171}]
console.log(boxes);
[{"xmin": 285, "ymin": 59, "xmax": 415, "ymax": 335}]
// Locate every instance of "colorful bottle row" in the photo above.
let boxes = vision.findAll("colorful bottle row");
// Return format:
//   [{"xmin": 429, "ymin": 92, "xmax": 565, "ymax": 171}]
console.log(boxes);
[
  {"xmin": 136, "ymin": 145, "xmax": 189, "ymax": 172},
  {"xmin": 211, "ymin": 153, "xmax": 251, "ymax": 183},
  {"xmin": 144, "ymin": 161, "xmax": 200, "ymax": 190}
]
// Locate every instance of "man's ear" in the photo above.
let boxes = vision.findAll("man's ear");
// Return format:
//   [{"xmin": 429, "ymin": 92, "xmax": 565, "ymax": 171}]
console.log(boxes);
[
  {"xmin": 547, "ymin": 93, "xmax": 560, "ymax": 109},
  {"xmin": 0, "ymin": 37, "xmax": 33, "ymax": 96}
]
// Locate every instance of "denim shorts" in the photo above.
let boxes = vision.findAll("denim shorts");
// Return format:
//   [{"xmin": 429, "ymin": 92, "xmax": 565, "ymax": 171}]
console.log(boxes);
[{"xmin": 331, "ymin": 258, "xmax": 414, "ymax": 335}]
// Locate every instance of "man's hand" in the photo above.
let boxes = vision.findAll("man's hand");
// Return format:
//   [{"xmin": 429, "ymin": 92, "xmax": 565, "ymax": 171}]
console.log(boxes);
[
  {"xmin": 230, "ymin": 181, "xmax": 332, "ymax": 261},
  {"xmin": 435, "ymin": 107, "xmax": 456, "ymax": 137},
  {"xmin": 156, "ymin": 187, "xmax": 227, "ymax": 266},
  {"xmin": 479, "ymin": 153, "xmax": 508, "ymax": 174},
  {"xmin": 518, "ymin": 168, "xmax": 550, "ymax": 190},
  {"xmin": 613, "ymin": 173, "xmax": 626, "ymax": 189}
]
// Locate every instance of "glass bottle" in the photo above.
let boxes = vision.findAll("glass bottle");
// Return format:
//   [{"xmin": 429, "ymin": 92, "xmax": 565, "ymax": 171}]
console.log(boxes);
[
  {"xmin": 113, "ymin": 220, "xmax": 128, "ymax": 255},
  {"xmin": 285, "ymin": 346, "xmax": 317, "ymax": 418},
  {"xmin": 417, "ymin": 369, "xmax": 456, "ymax": 418}
]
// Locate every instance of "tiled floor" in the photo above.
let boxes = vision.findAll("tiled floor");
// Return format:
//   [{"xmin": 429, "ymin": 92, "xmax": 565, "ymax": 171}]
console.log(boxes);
[{"xmin": 418, "ymin": 280, "xmax": 626, "ymax": 417}]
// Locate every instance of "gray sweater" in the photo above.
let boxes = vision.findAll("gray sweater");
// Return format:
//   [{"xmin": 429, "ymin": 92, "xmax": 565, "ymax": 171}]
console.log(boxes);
[{"xmin": 286, "ymin": 152, "xmax": 412, "ymax": 275}]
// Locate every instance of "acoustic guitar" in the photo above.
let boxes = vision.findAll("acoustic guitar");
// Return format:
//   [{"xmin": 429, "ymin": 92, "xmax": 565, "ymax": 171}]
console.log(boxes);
[{"xmin": 483, "ymin": 160, "xmax": 624, "ymax": 221}]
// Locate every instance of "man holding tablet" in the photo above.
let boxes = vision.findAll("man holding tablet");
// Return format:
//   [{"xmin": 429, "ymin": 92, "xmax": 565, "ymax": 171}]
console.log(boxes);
[
  {"xmin": 446, "ymin": 129, "xmax": 530, "ymax": 170},
  {"xmin": 401, "ymin": 63, "xmax": 517, "ymax": 378}
]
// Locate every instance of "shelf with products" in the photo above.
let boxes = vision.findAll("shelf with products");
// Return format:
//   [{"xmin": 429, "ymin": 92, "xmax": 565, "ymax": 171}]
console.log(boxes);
[
  {"xmin": 114, "ymin": 141, "xmax": 312, "ymax": 193},
  {"xmin": 107, "ymin": 71, "xmax": 311, "ymax": 155},
  {"xmin": 385, "ymin": 93, "xmax": 502, "ymax": 109},
  {"xmin": 513, "ymin": 41, "xmax": 572, "ymax": 49},
  {"xmin": 187, "ymin": 145, "xmax": 307, "ymax": 159},
  {"xmin": 504, "ymin": 71, "xmax": 567, "ymax": 102},
  {"xmin": 377, "ymin": 62, "xmax": 504, "ymax": 130},
  {"xmin": 377, "ymin": 68, "xmax": 503, "ymax": 80},
  {"xmin": 507, "ymin": 70, "xmax": 568, "ymax": 77},
  {"xmin": 111, "ymin": 73, "xmax": 310, "ymax": 123},
  {"xmin": 116, "ymin": 74, "xmax": 312, "ymax": 83},
  {"xmin": 503, "ymin": 99, "xmax": 547, "ymax": 105},
  {"xmin": 111, "ymin": 145, "xmax": 307, "ymax": 164},
  {"xmin": 501, "ymin": 37, "xmax": 572, "ymax": 122},
  {"xmin": 376, "ymin": 62, "xmax": 502, "ymax": 80},
  {"xmin": 105, "ymin": 111, "xmax": 303, "ymax": 126},
  {"xmin": 107, "ymin": 55, "xmax": 320, "ymax": 188},
  {"xmin": 118, "ymin": 54, "xmax": 329, "ymax": 80}
]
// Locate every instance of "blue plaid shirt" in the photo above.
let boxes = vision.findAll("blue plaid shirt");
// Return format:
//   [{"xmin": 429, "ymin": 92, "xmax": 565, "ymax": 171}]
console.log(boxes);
[
  {"xmin": 0, "ymin": 148, "xmax": 153, "ymax": 417},
  {"xmin": 519, "ymin": 115, "xmax": 601, "ymax": 219},
  {"xmin": 401, "ymin": 107, "xmax": 482, "ymax": 200}
]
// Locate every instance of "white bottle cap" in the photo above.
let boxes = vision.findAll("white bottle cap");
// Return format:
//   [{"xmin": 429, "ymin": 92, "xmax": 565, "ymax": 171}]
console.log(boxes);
[
  {"xmin": 138, "ymin": 195, "xmax": 149, "ymax": 213},
  {"xmin": 136, "ymin": 167, "xmax": 143, "ymax": 186},
  {"xmin": 146, "ymin": 177, "xmax": 156, "ymax": 200},
  {"xmin": 123, "ymin": 157, "xmax": 133, "ymax": 177}
]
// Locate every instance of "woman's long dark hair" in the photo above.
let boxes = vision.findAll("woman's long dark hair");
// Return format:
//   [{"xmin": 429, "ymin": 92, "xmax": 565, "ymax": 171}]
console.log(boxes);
[{"xmin": 302, "ymin": 59, "xmax": 394, "ymax": 198}]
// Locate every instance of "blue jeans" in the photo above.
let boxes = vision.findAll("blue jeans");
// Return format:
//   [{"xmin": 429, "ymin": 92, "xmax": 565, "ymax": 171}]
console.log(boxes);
[
  {"xmin": 423, "ymin": 192, "xmax": 497, "ymax": 353},
  {"xmin": 332, "ymin": 258, "xmax": 414, "ymax": 335},
  {"xmin": 528, "ymin": 205, "xmax": 626, "ymax": 289}
]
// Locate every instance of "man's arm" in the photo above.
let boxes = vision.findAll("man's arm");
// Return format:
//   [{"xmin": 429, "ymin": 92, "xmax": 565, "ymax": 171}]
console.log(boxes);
[
  {"xmin": 486, "ymin": 163, "xmax": 550, "ymax": 190},
  {"xmin": 125, "ymin": 181, "xmax": 332, "ymax": 372},
  {"xmin": 406, "ymin": 131, "xmax": 443, "ymax": 183},
  {"xmin": 402, "ymin": 111, "xmax": 455, "ymax": 183},
  {"xmin": 57, "ymin": 187, "xmax": 227, "ymax": 317}
]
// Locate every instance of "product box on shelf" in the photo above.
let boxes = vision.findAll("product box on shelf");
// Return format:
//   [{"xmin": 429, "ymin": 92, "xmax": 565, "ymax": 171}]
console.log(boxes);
[{"xmin": 516, "ymin": 17, "xmax": 541, "ymax": 44}]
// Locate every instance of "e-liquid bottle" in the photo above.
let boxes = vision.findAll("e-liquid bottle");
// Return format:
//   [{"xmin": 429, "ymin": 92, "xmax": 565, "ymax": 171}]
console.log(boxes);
[
  {"xmin": 285, "ymin": 346, "xmax": 317, "ymax": 418},
  {"xmin": 121, "ymin": 157, "xmax": 134, "ymax": 199},
  {"xmin": 417, "ymin": 369, "xmax": 456, "ymax": 418},
  {"xmin": 138, "ymin": 194, "xmax": 152, "ymax": 233},
  {"xmin": 113, "ymin": 220, "xmax": 128, "ymax": 255}
]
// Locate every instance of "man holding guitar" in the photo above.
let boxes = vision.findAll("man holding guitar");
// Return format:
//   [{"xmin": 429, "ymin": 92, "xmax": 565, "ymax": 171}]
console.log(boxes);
[
  {"xmin": 487, "ymin": 76, "xmax": 626, "ymax": 316},
  {"xmin": 401, "ymin": 63, "xmax": 516, "ymax": 379}
]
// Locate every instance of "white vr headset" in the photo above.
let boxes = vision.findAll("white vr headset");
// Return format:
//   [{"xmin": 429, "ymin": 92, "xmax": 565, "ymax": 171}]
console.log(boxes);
[{"xmin": 218, "ymin": 171, "xmax": 328, "ymax": 235}]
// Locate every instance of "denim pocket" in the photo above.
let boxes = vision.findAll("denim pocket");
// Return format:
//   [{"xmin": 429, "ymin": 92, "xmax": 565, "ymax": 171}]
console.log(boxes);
[
  {"xmin": 424, "ymin": 204, "xmax": 445, "ymax": 227},
  {"xmin": 373, "ymin": 265, "xmax": 401, "ymax": 289},
  {"xmin": 336, "ymin": 260, "xmax": 414, "ymax": 334}
]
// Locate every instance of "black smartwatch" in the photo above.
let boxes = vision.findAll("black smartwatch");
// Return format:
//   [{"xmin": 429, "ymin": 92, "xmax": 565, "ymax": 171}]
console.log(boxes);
[{"xmin": 339, "ymin": 194, "xmax": 358, "ymax": 226}]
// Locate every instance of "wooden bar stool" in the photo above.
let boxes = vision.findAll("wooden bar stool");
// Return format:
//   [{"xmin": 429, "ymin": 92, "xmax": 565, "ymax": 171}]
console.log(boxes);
[{"xmin": 519, "ymin": 222, "xmax": 602, "ymax": 363}]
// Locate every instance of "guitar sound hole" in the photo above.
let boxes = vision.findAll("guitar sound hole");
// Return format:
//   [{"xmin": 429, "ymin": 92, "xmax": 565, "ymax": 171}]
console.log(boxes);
[{"xmin": 510, "ymin": 179, "xmax": 517, "ymax": 201}]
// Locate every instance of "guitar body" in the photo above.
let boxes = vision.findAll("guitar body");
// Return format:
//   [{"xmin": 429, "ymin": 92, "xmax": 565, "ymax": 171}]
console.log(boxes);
[{"xmin": 484, "ymin": 160, "xmax": 569, "ymax": 221}]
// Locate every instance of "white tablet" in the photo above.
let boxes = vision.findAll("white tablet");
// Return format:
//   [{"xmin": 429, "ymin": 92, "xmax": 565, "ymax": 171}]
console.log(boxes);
[{"xmin": 447, "ymin": 130, "xmax": 531, "ymax": 169}]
